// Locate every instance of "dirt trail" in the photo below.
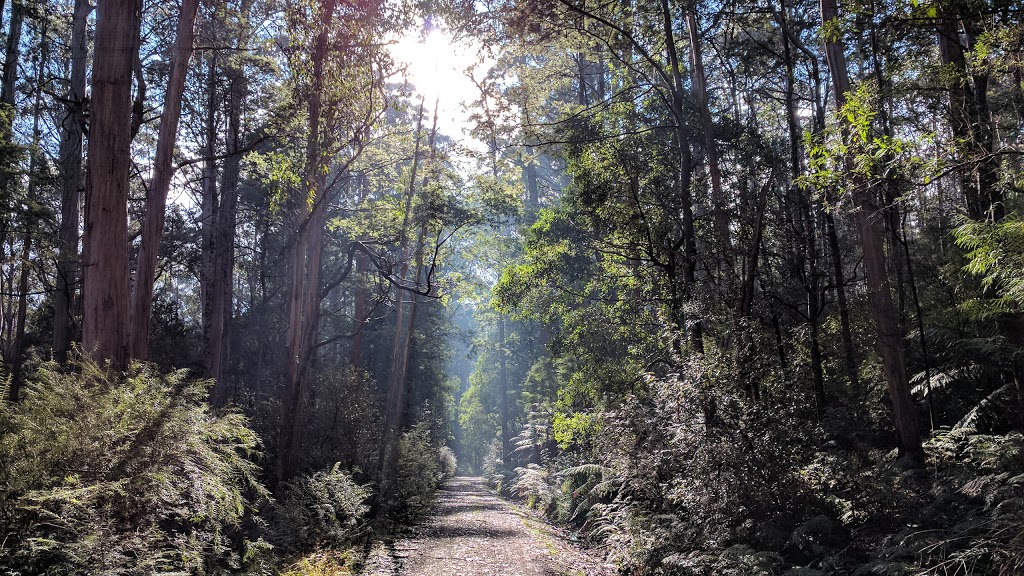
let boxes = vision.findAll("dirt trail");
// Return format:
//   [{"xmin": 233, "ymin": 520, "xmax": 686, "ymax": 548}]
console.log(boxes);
[{"xmin": 364, "ymin": 476, "xmax": 613, "ymax": 576}]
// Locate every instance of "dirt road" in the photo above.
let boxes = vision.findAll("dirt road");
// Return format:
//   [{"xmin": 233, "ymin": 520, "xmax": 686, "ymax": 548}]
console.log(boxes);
[{"xmin": 364, "ymin": 477, "xmax": 613, "ymax": 576}]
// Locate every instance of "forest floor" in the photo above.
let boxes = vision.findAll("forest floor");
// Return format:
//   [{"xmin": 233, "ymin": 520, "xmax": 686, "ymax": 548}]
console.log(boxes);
[{"xmin": 362, "ymin": 477, "xmax": 614, "ymax": 576}]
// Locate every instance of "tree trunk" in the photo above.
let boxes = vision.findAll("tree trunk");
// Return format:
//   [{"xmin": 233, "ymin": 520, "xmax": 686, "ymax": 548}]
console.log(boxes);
[
  {"xmin": 780, "ymin": 5, "xmax": 825, "ymax": 405},
  {"xmin": 780, "ymin": 9, "xmax": 861, "ymax": 392},
  {"xmin": 210, "ymin": 61, "xmax": 245, "ymax": 404},
  {"xmin": 7, "ymin": 230, "xmax": 29, "ymax": 400},
  {"xmin": 350, "ymin": 175, "xmax": 370, "ymax": 369},
  {"xmin": 129, "ymin": 0, "xmax": 200, "ymax": 360},
  {"xmin": 53, "ymin": 0, "xmax": 90, "ymax": 364},
  {"xmin": 8, "ymin": 21, "xmax": 47, "ymax": 399},
  {"xmin": 685, "ymin": 3, "xmax": 730, "ymax": 269},
  {"xmin": 350, "ymin": 248, "xmax": 367, "ymax": 368},
  {"xmin": 499, "ymin": 316, "xmax": 511, "ymax": 459},
  {"xmin": 200, "ymin": 54, "xmax": 218, "ymax": 376},
  {"xmin": 0, "ymin": 0, "xmax": 24, "ymax": 316},
  {"xmin": 378, "ymin": 98, "xmax": 438, "ymax": 510},
  {"xmin": 820, "ymin": 0, "xmax": 923, "ymax": 460},
  {"xmin": 276, "ymin": 0, "xmax": 335, "ymax": 484},
  {"xmin": 82, "ymin": 0, "xmax": 141, "ymax": 368},
  {"xmin": 661, "ymin": 0, "xmax": 702, "ymax": 354},
  {"xmin": 936, "ymin": 12, "xmax": 1001, "ymax": 221}
]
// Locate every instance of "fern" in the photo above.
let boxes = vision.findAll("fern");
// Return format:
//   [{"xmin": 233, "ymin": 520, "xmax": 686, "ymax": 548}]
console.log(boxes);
[
  {"xmin": 0, "ymin": 356, "xmax": 268, "ymax": 574},
  {"xmin": 953, "ymin": 383, "xmax": 1017, "ymax": 431}
]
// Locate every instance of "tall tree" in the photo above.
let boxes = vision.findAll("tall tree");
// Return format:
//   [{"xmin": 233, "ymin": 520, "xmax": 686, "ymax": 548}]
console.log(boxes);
[
  {"xmin": 129, "ymin": 0, "xmax": 201, "ymax": 360},
  {"xmin": 53, "ymin": 0, "xmax": 90, "ymax": 363},
  {"xmin": 81, "ymin": 0, "xmax": 142, "ymax": 367},
  {"xmin": 820, "ymin": 0, "xmax": 923, "ymax": 460},
  {"xmin": 378, "ymin": 97, "xmax": 439, "ymax": 506},
  {"xmin": 276, "ymin": 0, "xmax": 335, "ymax": 484}
]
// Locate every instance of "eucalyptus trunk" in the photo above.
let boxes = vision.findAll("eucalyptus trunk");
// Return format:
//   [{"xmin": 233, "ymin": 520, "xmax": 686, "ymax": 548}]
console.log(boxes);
[
  {"xmin": 129, "ymin": 0, "xmax": 200, "ymax": 359},
  {"xmin": 53, "ymin": 0, "xmax": 90, "ymax": 364},
  {"xmin": 82, "ymin": 0, "xmax": 142, "ymax": 368},
  {"xmin": 821, "ymin": 0, "xmax": 922, "ymax": 460},
  {"xmin": 276, "ymin": 0, "xmax": 336, "ymax": 484}
]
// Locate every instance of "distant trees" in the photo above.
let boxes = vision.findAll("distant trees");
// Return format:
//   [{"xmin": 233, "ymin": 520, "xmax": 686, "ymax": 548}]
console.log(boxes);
[
  {"xmin": 819, "ymin": 0, "xmax": 922, "ymax": 460},
  {"xmin": 0, "ymin": 0, "xmax": 464, "ymax": 495}
]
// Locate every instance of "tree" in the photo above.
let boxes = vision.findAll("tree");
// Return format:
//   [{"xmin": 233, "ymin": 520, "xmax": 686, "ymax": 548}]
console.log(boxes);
[
  {"xmin": 81, "ymin": 0, "xmax": 141, "ymax": 367},
  {"xmin": 819, "ymin": 0, "xmax": 923, "ymax": 461},
  {"xmin": 129, "ymin": 0, "xmax": 200, "ymax": 360},
  {"xmin": 53, "ymin": 0, "xmax": 90, "ymax": 363}
]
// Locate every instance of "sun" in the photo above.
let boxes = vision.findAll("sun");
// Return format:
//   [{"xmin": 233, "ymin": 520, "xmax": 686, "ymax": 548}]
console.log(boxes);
[{"xmin": 389, "ymin": 24, "xmax": 486, "ymax": 136}]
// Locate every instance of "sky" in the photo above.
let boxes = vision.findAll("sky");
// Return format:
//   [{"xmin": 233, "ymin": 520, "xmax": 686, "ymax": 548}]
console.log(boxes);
[{"xmin": 388, "ymin": 25, "xmax": 489, "ymax": 141}]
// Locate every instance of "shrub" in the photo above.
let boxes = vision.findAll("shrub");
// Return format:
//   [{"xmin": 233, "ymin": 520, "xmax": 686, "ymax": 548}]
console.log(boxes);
[
  {"xmin": 270, "ymin": 463, "xmax": 370, "ymax": 551},
  {"xmin": 0, "ymin": 357, "xmax": 267, "ymax": 574},
  {"xmin": 280, "ymin": 550, "xmax": 358, "ymax": 576},
  {"xmin": 437, "ymin": 446, "xmax": 458, "ymax": 481},
  {"xmin": 393, "ymin": 423, "xmax": 442, "ymax": 520},
  {"xmin": 511, "ymin": 463, "xmax": 559, "ymax": 514}
]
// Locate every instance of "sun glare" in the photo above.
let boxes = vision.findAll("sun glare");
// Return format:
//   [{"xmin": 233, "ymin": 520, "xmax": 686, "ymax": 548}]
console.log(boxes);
[{"xmin": 390, "ymin": 25, "xmax": 486, "ymax": 137}]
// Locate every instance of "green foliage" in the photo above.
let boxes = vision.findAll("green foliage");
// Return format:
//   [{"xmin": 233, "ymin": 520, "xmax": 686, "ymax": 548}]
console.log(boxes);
[
  {"xmin": 270, "ymin": 464, "xmax": 370, "ymax": 551},
  {"xmin": 0, "ymin": 357, "xmax": 267, "ymax": 574},
  {"xmin": 393, "ymin": 423, "xmax": 448, "ymax": 520},
  {"xmin": 803, "ymin": 81, "xmax": 935, "ymax": 198},
  {"xmin": 511, "ymin": 463, "xmax": 558, "ymax": 514},
  {"xmin": 551, "ymin": 411, "xmax": 595, "ymax": 449},
  {"xmin": 437, "ymin": 446, "xmax": 459, "ymax": 480},
  {"xmin": 458, "ymin": 384, "xmax": 498, "ymax": 471},
  {"xmin": 280, "ymin": 550, "xmax": 358, "ymax": 576},
  {"xmin": 585, "ymin": 362, "xmax": 817, "ymax": 574},
  {"xmin": 914, "ymin": 430, "xmax": 1024, "ymax": 575},
  {"xmin": 954, "ymin": 215, "xmax": 1024, "ymax": 317}
]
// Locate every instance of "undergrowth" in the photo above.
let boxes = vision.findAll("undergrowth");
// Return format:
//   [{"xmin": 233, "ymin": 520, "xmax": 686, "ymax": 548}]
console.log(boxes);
[
  {"xmin": 494, "ymin": 356, "xmax": 1024, "ymax": 576},
  {"xmin": 0, "ymin": 357, "xmax": 268, "ymax": 574}
]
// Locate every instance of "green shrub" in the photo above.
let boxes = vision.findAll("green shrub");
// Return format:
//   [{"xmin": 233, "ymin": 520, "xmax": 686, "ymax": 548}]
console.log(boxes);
[
  {"xmin": 270, "ymin": 463, "xmax": 370, "ymax": 551},
  {"xmin": 0, "ymin": 357, "xmax": 267, "ymax": 574},
  {"xmin": 280, "ymin": 549, "xmax": 359, "ymax": 576},
  {"xmin": 393, "ymin": 423, "xmax": 442, "ymax": 520},
  {"xmin": 437, "ymin": 446, "xmax": 458, "ymax": 481}
]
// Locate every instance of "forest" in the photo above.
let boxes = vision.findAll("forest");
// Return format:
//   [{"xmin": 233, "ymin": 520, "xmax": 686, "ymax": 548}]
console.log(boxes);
[{"xmin": 0, "ymin": 0, "xmax": 1022, "ymax": 573}]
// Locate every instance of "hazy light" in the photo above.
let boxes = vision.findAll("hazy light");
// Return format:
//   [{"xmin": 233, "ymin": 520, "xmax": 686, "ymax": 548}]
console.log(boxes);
[{"xmin": 389, "ymin": 24, "xmax": 488, "ymax": 138}]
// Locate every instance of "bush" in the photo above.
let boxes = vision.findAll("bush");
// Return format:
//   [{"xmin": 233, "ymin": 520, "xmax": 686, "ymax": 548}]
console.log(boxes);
[
  {"xmin": 270, "ymin": 464, "xmax": 370, "ymax": 551},
  {"xmin": 0, "ymin": 358, "xmax": 267, "ymax": 574},
  {"xmin": 280, "ymin": 550, "xmax": 359, "ymax": 576},
  {"xmin": 393, "ymin": 423, "xmax": 444, "ymax": 520},
  {"xmin": 437, "ymin": 446, "xmax": 458, "ymax": 481}
]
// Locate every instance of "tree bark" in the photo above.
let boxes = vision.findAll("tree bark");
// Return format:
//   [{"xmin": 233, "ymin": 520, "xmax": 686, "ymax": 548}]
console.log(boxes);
[
  {"xmin": 8, "ymin": 231, "xmax": 28, "ymax": 389},
  {"xmin": 277, "ymin": 0, "xmax": 336, "ymax": 484},
  {"xmin": 209, "ymin": 60, "xmax": 245, "ymax": 403},
  {"xmin": 820, "ymin": 0, "xmax": 923, "ymax": 460},
  {"xmin": 779, "ymin": 10, "xmax": 861, "ymax": 392},
  {"xmin": 82, "ymin": 0, "xmax": 142, "ymax": 368},
  {"xmin": 8, "ymin": 20, "xmax": 48, "ymax": 399},
  {"xmin": 378, "ymin": 97, "xmax": 436, "ymax": 508},
  {"xmin": 200, "ymin": 52, "xmax": 218, "ymax": 376},
  {"xmin": 129, "ymin": 0, "xmax": 200, "ymax": 360},
  {"xmin": 53, "ymin": 0, "xmax": 90, "ymax": 364},
  {"xmin": 350, "ymin": 174, "xmax": 370, "ymax": 369},
  {"xmin": 661, "ymin": 0, "xmax": 702, "ymax": 354},
  {"xmin": 499, "ymin": 316, "xmax": 511, "ymax": 459},
  {"xmin": 780, "ymin": 4, "xmax": 825, "ymax": 405},
  {"xmin": 0, "ymin": 0, "xmax": 24, "ymax": 320},
  {"xmin": 936, "ymin": 11, "xmax": 1001, "ymax": 221}
]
